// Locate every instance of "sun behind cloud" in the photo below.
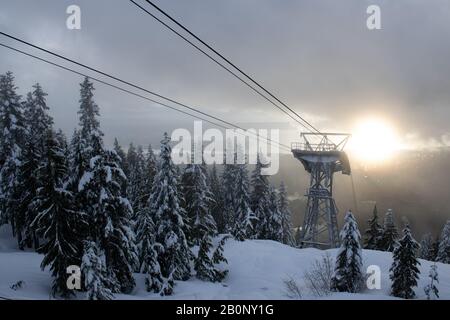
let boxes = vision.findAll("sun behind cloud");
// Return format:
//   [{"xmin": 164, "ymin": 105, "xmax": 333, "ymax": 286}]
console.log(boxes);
[{"xmin": 348, "ymin": 118, "xmax": 402, "ymax": 164}]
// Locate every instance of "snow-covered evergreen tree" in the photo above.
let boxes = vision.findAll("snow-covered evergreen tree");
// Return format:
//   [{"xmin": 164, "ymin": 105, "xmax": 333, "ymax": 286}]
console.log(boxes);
[
  {"xmin": 149, "ymin": 133, "xmax": 191, "ymax": 285},
  {"xmin": 78, "ymin": 77, "xmax": 103, "ymax": 157},
  {"xmin": 364, "ymin": 205, "xmax": 383, "ymax": 250},
  {"xmin": 81, "ymin": 241, "xmax": 113, "ymax": 300},
  {"xmin": 183, "ymin": 163, "xmax": 216, "ymax": 245},
  {"xmin": 31, "ymin": 130, "xmax": 82, "ymax": 297},
  {"xmin": 135, "ymin": 207, "xmax": 164, "ymax": 293},
  {"xmin": 232, "ymin": 162, "xmax": 257, "ymax": 241},
  {"xmin": 18, "ymin": 84, "xmax": 54, "ymax": 250},
  {"xmin": 430, "ymin": 236, "xmax": 440, "ymax": 262},
  {"xmin": 72, "ymin": 77, "xmax": 137, "ymax": 294},
  {"xmin": 419, "ymin": 233, "xmax": 434, "ymax": 261},
  {"xmin": 209, "ymin": 163, "xmax": 225, "ymax": 233},
  {"xmin": 142, "ymin": 144, "xmax": 157, "ymax": 210},
  {"xmin": 278, "ymin": 182, "xmax": 295, "ymax": 246},
  {"xmin": 127, "ymin": 143, "xmax": 147, "ymax": 212},
  {"xmin": 221, "ymin": 162, "xmax": 237, "ymax": 233},
  {"xmin": 55, "ymin": 129, "xmax": 69, "ymax": 158},
  {"xmin": 380, "ymin": 209, "xmax": 398, "ymax": 252},
  {"xmin": 389, "ymin": 225, "xmax": 420, "ymax": 299},
  {"xmin": 0, "ymin": 72, "xmax": 26, "ymax": 243},
  {"xmin": 211, "ymin": 235, "xmax": 229, "ymax": 281},
  {"xmin": 68, "ymin": 77, "xmax": 104, "ymax": 239},
  {"xmin": 265, "ymin": 186, "xmax": 283, "ymax": 242},
  {"xmin": 250, "ymin": 155, "xmax": 271, "ymax": 239},
  {"xmin": 424, "ymin": 264, "xmax": 439, "ymax": 300},
  {"xmin": 331, "ymin": 211, "xmax": 364, "ymax": 293},
  {"xmin": 80, "ymin": 149, "xmax": 138, "ymax": 293},
  {"xmin": 113, "ymin": 138, "xmax": 127, "ymax": 176},
  {"xmin": 437, "ymin": 220, "xmax": 450, "ymax": 263},
  {"xmin": 195, "ymin": 234, "xmax": 217, "ymax": 282},
  {"xmin": 195, "ymin": 234, "xmax": 229, "ymax": 283}
]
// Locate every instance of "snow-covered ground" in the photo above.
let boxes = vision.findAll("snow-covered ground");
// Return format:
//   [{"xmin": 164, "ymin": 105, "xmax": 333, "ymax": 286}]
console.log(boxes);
[{"xmin": 0, "ymin": 225, "xmax": 449, "ymax": 300}]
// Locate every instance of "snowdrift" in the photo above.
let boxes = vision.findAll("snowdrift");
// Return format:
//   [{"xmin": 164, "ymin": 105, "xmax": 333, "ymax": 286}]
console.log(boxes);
[{"xmin": 0, "ymin": 230, "xmax": 449, "ymax": 300}]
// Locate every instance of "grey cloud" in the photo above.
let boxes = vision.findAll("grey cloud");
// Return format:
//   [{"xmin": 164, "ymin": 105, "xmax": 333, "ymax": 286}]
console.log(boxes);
[{"xmin": 0, "ymin": 0, "xmax": 449, "ymax": 147}]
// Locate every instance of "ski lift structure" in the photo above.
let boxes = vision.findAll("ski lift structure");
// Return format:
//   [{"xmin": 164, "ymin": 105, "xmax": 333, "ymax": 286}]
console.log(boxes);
[{"xmin": 291, "ymin": 132, "xmax": 351, "ymax": 249}]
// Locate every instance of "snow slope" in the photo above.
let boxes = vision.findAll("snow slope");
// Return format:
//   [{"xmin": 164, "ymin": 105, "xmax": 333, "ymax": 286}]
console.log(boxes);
[{"xmin": 0, "ymin": 230, "xmax": 449, "ymax": 300}]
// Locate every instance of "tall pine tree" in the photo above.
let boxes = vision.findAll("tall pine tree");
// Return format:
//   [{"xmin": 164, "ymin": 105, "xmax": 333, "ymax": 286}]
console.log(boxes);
[
  {"xmin": 221, "ymin": 162, "xmax": 237, "ymax": 233},
  {"xmin": 380, "ymin": 209, "xmax": 398, "ymax": 252},
  {"xmin": 135, "ymin": 207, "xmax": 164, "ymax": 293},
  {"xmin": 419, "ymin": 233, "xmax": 434, "ymax": 261},
  {"xmin": 266, "ymin": 186, "xmax": 283, "ymax": 242},
  {"xmin": 31, "ymin": 130, "xmax": 82, "ymax": 298},
  {"xmin": 149, "ymin": 133, "xmax": 191, "ymax": 289},
  {"xmin": 19, "ymin": 84, "xmax": 54, "ymax": 249},
  {"xmin": 0, "ymin": 72, "xmax": 26, "ymax": 245},
  {"xmin": 389, "ymin": 225, "xmax": 420, "ymax": 299},
  {"xmin": 250, "ymin": 155, "xmax": 271, "ymax": 239},
  {"xmin": 331, "ymin": 211, "xmax": 364, "ymax": 293},
  {"xmin": 80, "ymin": 149, "xmax": 138, "ymax": 293},
  {"xmin": 209, "ymin": 163, "xmax": 225, "ymax": 233},
  {"xmin": 436, "ymin": 220, "xmax": 450, "ymax": 263},
  {"xmin": 232, "ymin": 162, "xmax": 257, "ymax": 241},
  {"xmin": 364, "ymin": 205, "xmax": 383, "ymax": 250},
  {"xmin": 278, "ymin": 182, "xmax": 295, "ymax": 246}
]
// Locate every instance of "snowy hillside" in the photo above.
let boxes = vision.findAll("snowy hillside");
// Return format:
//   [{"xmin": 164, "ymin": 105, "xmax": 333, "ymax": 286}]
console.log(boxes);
[{"xmin": 0, "ymin": 230, "xmax": 448, "ymax": 300}]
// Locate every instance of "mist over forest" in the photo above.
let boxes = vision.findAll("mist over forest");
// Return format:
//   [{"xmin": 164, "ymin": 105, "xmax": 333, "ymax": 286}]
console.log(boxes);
[{"xmin": 269, "ymin": 149, "xmax": 450, "ymax": 238}]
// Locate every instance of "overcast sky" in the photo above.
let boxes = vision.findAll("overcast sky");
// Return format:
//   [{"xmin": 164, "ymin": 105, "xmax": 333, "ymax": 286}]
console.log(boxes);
[{"xmin": 1, "ymin": 0, "xmax": 449, "ymax": 150}]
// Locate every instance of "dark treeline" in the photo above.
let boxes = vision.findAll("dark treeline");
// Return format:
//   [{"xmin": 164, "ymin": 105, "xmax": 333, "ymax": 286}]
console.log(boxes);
[{"xmin": 0, "ymin": 72, "xmax": 295, "ymax": 299}]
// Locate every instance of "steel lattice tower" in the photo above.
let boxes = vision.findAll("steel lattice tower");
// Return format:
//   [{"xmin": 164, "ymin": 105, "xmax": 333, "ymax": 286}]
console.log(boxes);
[{"xmin": 291, "ymin": 133, "xmax": 351, "ymax": 248}]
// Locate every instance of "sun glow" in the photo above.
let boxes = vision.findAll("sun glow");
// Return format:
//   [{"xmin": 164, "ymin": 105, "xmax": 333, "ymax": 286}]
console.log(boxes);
[{"xmin": 348, "ymin": 118, "xmax": 401, "ymax": 163}]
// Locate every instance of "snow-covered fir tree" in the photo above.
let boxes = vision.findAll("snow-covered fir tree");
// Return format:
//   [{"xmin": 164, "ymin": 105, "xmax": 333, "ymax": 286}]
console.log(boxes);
[
  {"xmin": 364, "ymin": 205, "xmax": 383, "ymax": 250},
  {"xmin": 278, "ymin": 182, "xmax": 295, "ymax": 246},
  {"xmin": 431, "ymin": 236, "xmax": 440, "ymax": 262},
  {"xmin": 31, "ymin": 130, "xmax": 82, "ymax": 298},
  {"xmin": 211, "ymin": 235, "xmax": 229, "ymax": 281},
  {"xmin": 250, "ymin": 155, "xmax": 271, "ymax": 239},
  {"xmin": 437, "ymin": 220, "xmax": 450, "ymax": 263},
  {"xmin": 181, "ymin": 163, "xmax": 229, "ymax": 282},
  {"xmin": 424, "ymin": 263, "xmax": 439, "ymax": 300},
  {"xmin": 80, "ymin": 149, "xmax": 138, "ymax": 293},
  {"xmin": 55, "ymin": 129, "xmax": 69, "ymax": 158},
  {"xmin": 183, "ymin": 163, "xmax": 216, "ymax": 245},
  {"xmin": 221, "ymin": 162, "xmax": 237, "ymax": 233},
  {"xmin": 18, "ymin": 84, "xmax": 54, "ymax": 250},
  {"xmin": 265, "ymin": 186, "xmax": 283, "ymax": 242},
  {"xmin": 0, "ymin": 72, "xmax": 26, "ymax": 244},
  {"xmin": 127, "ymin": 143, "xmax": 147, "ymax": 212},
  {"xmin": 149, "ymin": 133, "xmax": 191, "ymax": 287},
  {"xmin": 78, "ymin": 77, "xmax": 103, "ymax": 157},
  {"xmin": 81, "ymin": 240, "xmax": 113, "ymax": 300},
  {"xmin": 389, "ymin": 225, "xmax": 420, "ymax": 299},
  {"xmin": 331, "ymin": 211, "xmax": 364, "ymax": 293},
  {"xmin": 68, "ymin": 77, "xmax": 104, "ymax": 238},
  {"xmin": 380, "ymin": 209, "xmax": 398, "ymax": 252},
  {"xmin": 180, "ymin": 163, "xmax": 195, "ymax": 242},
  {"xmin": 419, "ymin": 233, "xmax": 434, "ymax": 261},
  {"xmin": 73, "ymin": 77, "xmax": 138, "ymax": 294},
  {"xmin": 135, "ymin": 207, "xmax": 164, "ymax": 293},
  {"xmin": 142, "ymin": 144, "xmax": 157, "ymax": 209},
  {"xmin": 113, "ymin": 138, "xmax": 127, "ymax": 176},
  {"xmin": 209, "ymin": 163, "xmax": 226, "ymax": 233},
  {"xmin": 232, "ymin": 162, "xmax": 257, "ymax": 241},
  {"xmin": 195, "ymin": 234, "xmax": 229, "ymax": 283}
]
